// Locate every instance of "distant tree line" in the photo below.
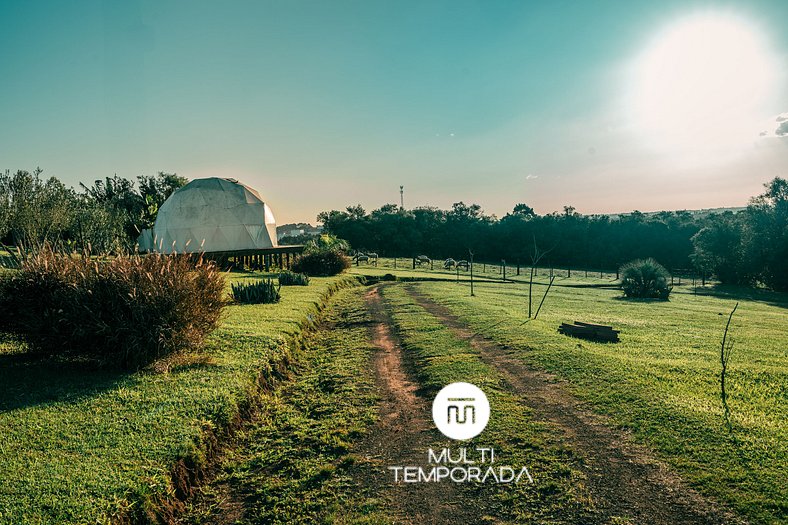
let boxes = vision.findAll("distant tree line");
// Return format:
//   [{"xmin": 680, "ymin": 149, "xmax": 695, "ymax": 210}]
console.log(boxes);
[
  {"xmin": 318, "ymin": 177, "xmax": 788, "ymax": 291},
  {"xmin": 0, "ymin": 169, "xmax": 187, "ymax": 254}
]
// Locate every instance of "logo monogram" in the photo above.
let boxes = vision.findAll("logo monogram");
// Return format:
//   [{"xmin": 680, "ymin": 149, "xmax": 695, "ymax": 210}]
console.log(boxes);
[
  {"xmin": 432, "ymin": 383, "xmax": 490, "ymax": 440},
  {"xmin": 447, "ymin": 398, "xmax": 476, "ymax": 424}
]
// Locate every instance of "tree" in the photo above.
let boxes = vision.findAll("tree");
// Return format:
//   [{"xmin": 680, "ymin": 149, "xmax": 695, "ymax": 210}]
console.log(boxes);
[
  {"xmin": 511, "ymin": 203, "xmax": 536, "ymax": 218},
  {"xmin": 691, "ymin": 215, "xmax": 744, "ymax": 285},
  {"xmin": 0, "ymin": 169, "xmax": 77, "ymax": 248},
  {"xmin": 742, "ymin": 177, "xmax": 788, "ymax": 290},
  {"xmin": 137, "ymin": 172, "xmax": 188, "ymax": 228}
]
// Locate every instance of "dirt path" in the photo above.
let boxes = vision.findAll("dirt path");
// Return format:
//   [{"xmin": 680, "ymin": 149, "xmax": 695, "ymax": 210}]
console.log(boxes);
[
  {"xmin": 403, "ymin": 284, "xmax": 745, "ymax": 525},
  {"xmin": 359, "ymin": 285, "xmax": 478, "ymax": 524}
]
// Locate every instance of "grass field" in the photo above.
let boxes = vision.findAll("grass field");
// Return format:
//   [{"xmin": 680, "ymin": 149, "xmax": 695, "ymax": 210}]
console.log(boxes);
[
  {"xmin": 404, "ymin": 276, "xmax": 787, "ymax": 524},
  {"xmin": 0, "ymin": 271, "xmax": 357, "ymax": 525},
  {"xmin": 2, "ymin": 257, "xmax": 785, "ymax": 524},
  {"xmin": 381, "ymin": 285, "xmax": 596, "ymax": 523},
  {"xmin": 184, "ymin": 287, "xmax": 388, "ymax": 524}
]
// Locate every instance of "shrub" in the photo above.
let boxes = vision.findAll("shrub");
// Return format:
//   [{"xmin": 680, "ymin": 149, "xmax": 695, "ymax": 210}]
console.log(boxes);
[
  {"xmin": 291, "ymin": 234, "xmax": 351, "ymax": 277},
  {"xmin": 0, "ymin": 249, "xmax": 225, "ymax": 369},
  {"xmin": 619, "ymin": 258, "xmax": 672, "ymax": 299},
  {"xmin": 231, "ymin": 279, "xmax": 281, "ymax": 304},
  {"xmin": 278, "ymin": 270, "xmax": 310, "ymax": 286},
  {"xmin": 291, "ymin": 251, "xmax": 350, "ymax": 277}
]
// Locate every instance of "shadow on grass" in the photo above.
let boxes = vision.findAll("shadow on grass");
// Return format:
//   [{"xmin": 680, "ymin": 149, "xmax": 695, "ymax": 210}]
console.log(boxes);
[
  {"xmin": 0, "ymin": 342, "xmax": 128, "ymax": 412},
  {"xmin": 688, "ymin": 284, "xmax": 788, "ymax": 309}
]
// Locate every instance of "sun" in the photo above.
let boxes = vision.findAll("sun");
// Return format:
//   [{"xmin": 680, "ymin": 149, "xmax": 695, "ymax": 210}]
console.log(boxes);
[{"xmin": 628, "ymin": 13, "xmax": 777, "ymax": 157}]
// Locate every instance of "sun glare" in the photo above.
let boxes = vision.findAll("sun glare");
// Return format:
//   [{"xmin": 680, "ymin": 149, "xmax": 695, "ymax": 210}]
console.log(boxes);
[{"xmin": 629, "ymin": 13, "xmax": 777, "ymax": 157}]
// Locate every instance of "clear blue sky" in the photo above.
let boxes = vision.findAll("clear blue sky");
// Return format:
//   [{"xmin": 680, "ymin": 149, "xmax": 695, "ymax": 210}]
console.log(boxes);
[{"xmin": 2, "ymin": 0, "xmax": 787, "ymax": 223}]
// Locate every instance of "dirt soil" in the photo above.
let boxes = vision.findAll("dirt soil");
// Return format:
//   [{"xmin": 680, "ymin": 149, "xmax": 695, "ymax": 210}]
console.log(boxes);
[
  {"xmin": 357, "ymin": 285, "xmax": 479, "ymax": 524},
  {"xmin": 403, "ymin": 284, "xmax": 746, "ymax": 525}
]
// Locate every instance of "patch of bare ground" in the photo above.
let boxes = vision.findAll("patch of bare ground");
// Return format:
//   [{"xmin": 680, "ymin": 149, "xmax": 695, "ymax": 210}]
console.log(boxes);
[
  {"xmin": 404, "ymin": 284, "xmax": 746, "ymax": 525},
  {"xmin": 358, "ymin": 285, "xmax": 479, "ymax": 524}
]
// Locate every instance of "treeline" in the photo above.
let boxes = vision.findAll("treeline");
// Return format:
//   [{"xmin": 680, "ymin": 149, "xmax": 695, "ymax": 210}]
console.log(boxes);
[
  {"xmin": 0, "ymin": 169, "xmax": 187, "ymax": 253},
  {"xmin": 318, "ymin": 177, "xmax": 788, "ymax": 291}
]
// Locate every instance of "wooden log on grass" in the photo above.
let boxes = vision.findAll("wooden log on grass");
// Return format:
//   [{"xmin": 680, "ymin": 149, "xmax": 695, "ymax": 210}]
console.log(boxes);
[{"xmin": 558, "ymin": 321, "xmax": 619, "ymax": 343}]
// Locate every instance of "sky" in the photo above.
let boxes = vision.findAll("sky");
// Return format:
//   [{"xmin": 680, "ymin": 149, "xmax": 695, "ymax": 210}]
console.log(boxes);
[{"xmin": 1, "ymin": 0, "xmax": 787, "ymax": 224}]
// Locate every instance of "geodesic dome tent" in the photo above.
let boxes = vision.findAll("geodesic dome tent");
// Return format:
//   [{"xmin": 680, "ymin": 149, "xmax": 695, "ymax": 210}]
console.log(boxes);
[{"xmin": 138, "ymin": 177, "xmax": 278, "ymax": 254}]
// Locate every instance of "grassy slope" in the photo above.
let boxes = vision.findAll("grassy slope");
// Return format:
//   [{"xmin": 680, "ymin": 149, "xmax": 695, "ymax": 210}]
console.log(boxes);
[
  {"xmin": 184, "ymin": 287, "xmax": 387, "ymax": 524},
  {"xmin": 0, "ymin": 272, "xmax": 357, "ymax": 525},
  {"xmin": 381, "ymin": 285, "xmax": 595, "ymax": 524},
  {"xmin": 411, "ymin": 278, "xmax": 787, "ymax": 525}
]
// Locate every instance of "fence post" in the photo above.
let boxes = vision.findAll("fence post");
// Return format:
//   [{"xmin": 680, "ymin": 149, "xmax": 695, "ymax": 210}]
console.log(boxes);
[
  {"xmin": 502, "ymin": 260, "xmax": 506, "ymax": 281},
  {"xmin": 412, "ymin": 257, "xmax": 415, "ymax": 269},
  {"xmin": 516, "ymin": 261, "xmax": 520, "ymax": 276}
]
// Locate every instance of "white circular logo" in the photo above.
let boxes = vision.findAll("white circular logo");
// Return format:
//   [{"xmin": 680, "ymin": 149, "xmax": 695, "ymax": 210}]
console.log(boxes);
[{"xmin": 432, "ymin": 382, "xmax": 490, "ymax": 440}]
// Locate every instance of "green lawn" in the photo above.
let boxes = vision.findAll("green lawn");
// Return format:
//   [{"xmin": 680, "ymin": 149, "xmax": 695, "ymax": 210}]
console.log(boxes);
[
  {"xmin": 0, "ymin": 271, "xmax": 358, "ymax": 525},
  {"xmin": 406, "ymin": 277, "xmax": 787, "ymax": 525},
  {"xmin": 184, "ymin": 287, "xmax": 388, "ymax": 524},
  {"xmin": 380, "ymin": 285, "xmax": 595, "ymax": 524}
]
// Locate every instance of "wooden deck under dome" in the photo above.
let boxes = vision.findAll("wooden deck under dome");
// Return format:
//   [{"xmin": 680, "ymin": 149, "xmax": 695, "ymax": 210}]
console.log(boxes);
[{"xmin": 203, "ymin": 245, "xmax": 304, "ymax": 271}]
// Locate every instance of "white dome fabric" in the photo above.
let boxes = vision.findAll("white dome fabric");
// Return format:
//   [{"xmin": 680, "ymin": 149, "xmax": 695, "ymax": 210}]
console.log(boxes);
[{"xmin": 145, "ymin": 177, "xmax": 278, "ymax": 254}]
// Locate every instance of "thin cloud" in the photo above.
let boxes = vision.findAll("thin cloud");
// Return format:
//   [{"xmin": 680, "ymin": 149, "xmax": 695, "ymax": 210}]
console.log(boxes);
[
  {"xmin": 761, "ymin": 113, "xmax": 788, "ymax": 137},
  {"xmin": 526, "ymin": 174, "xmax": 539, "ymax": 180}
]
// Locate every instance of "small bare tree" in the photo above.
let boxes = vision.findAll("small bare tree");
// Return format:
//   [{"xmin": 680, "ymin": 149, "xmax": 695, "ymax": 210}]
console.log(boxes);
[
  {"xmin": 720, "ymin": 302, "xmax": 739, "ymax": 433},
  {"xmin": 533, "ymin": 275, "xmax": 556, "ymax": 320},
  {"xmin": 528, "ymin": 236, "xmax": 555, "ymax": 318}
]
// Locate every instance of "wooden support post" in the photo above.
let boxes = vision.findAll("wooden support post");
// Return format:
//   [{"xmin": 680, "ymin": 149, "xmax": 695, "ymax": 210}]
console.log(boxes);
[
  {"xmin": 430, "ymin": 259, "xmax": 434, "ymax": 270},
  {"xmin": 516, "ymin": 261, "xmax": 520, "ymax": 276},
  {"xmin": 568, "ymin": 267, "xmax": 571, "ymax": 278},
  {"xmin": 502, "ymin": 260, "xmax": 506, "ymax": 281},
  {"xmin": 412, "ymin": 257, "xmax": 416, "ymax": 269}
]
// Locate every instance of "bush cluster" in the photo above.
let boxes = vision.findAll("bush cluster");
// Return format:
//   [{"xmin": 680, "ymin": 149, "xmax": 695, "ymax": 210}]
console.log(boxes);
[
  {"xmin": 619, "ymin": 258, "xmax": 672, "ymax": 300},
  {"xmin": 231, "ymin": 279, "xmax": 281, "ymax": 304},
  {"xmin": 291, "ymin": 234, "xmax": 351, "ymax": 277},
  {"xmin": 0, "ymin": 249, "xmax": 225, "ymax": 369},
  {"xmin": 278, "ymin": 270, "xmax": 310, "ymax": 286},
  {"xmin": 292, "ymin": 251, "xmax": 349, "ymax": 277}
]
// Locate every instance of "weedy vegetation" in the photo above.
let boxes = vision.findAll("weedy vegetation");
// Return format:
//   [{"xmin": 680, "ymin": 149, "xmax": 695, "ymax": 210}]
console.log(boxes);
[
  {"xmin": 278, "ymin": 269, "xmax": 310, "ymax": 286},
  {"xmin": 0, "ymin": 247, "xmax": 225, "ymax": 369}
]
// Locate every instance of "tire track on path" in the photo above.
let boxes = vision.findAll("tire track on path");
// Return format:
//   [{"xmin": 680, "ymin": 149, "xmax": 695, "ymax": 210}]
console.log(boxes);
[
  {"xmin": 403, "ymin": 284, "xmax": 745, "ymax": 525},
  {"xmin": 359, "ymin": 285, "xmax": 479, "ymax": 524}
]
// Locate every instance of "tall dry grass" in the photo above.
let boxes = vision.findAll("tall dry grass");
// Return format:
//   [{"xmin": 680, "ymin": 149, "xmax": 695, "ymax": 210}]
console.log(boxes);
[{"xmin": 0, "ymin": 248, "xmax": 225, "ymax": 369}]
